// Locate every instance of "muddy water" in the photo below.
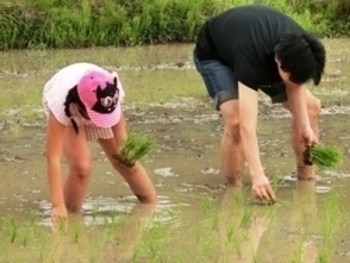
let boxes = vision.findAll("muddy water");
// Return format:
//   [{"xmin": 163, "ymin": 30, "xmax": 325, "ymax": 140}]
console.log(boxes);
[{"xmin": 0, "ymin": 39, "xmax": 349, "ymax": 262}]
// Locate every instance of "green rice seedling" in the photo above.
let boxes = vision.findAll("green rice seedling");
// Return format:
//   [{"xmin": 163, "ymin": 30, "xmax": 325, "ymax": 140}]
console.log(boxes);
[
  {"xmin": 231, "ymin": 234, "xmax": 243, "ymax": 259},
  {"xmin": 226, "ymin": 225, "xmax": 235, "ymax": 243},
  {"xmin": 10, "ymin": 217, "xmax": 18, "ymax": 243},
  {"xmin": 317, "ymin": 249, "xmax": 332, "ymax": 263},
  {"xmin": 290, "ymin": 236, "xmax": 305, "ymax": 263},
  {"xmin": 270, "ymin": 176, "xmax": 284, "ymax": 190},
  {"xmin": 233, "ymin": 189, "xmax": 245, "ymax": 206},
  {"xmin": 21, "ymin": 231, "xmax": 29, "ymax": 247},
  {"xmin": 320, "ymin": 190, "xmax": 342, "ymax": 239},
  {"xmin": 143, "ymin": 221, "xmax": 165, "ymax": 260},
  {"xmin": 303, "ymin": 144, "xmax": 342, "ymax": 170},
  {"xmin": 201, "ymin": 197, "xmax": 214, "ymax": 218},
  {"xmin": 113, "ymin": 133, "xmax": 155, "ymax": 168},
  {"xmin": 240, "ymin": 207, "xmax": 254, "ymax": 228},
  {"xmin": 211, "ymin": 211, "xmax": 220, "ymax": 230},
  {"xmin": 72, "ymin": 225, "xmax": 84, "ymax": 243}
]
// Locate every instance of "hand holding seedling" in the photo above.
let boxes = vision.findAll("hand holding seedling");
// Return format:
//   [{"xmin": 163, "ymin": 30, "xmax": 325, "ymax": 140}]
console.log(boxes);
[
  {"xmin": 113, "ymin": 133, "xmax": 155, "ymax": 168},
  {"xmin": 303, "ymin": 144, "xmax": 343, "ymax": 170},
  {"xmin": 299, "ymin": 126, "xmax": 318, "ymax": 147}
]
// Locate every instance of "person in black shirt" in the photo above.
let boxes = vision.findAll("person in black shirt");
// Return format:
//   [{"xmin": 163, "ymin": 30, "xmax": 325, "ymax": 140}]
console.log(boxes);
[{"xmin": 193, "ymin": 4, "xmax": 326, "ymax": 202}]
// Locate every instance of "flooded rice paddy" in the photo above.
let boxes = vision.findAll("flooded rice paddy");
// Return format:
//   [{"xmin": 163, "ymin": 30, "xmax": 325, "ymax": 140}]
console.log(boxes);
[{"xmin": 0, "ymin": 39, "xmax": 349, "ymax": 262}]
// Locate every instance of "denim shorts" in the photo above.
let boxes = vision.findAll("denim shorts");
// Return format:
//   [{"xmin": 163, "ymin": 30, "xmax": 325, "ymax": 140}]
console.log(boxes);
[{"xmin": 193, "ymin": 54, "xmax": 287, "ymax": 110}]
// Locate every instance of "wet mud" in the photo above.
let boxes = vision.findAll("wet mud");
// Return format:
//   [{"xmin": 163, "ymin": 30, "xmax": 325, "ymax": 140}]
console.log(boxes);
[{"xmin": 0, "ymin": 39, "xmax": 349, "ymax": 262}]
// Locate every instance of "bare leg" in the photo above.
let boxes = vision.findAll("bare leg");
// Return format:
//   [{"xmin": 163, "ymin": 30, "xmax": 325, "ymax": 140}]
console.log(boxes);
[
  {"xmin": 47, "ymin": 214, "xmax": 91, "ymax": 263},
  {"xmin": 102, "ymin": 203, "xmax": 157, "ymax": 262},
  {"xmin": 98, "ymin": 138, "xmax": 157, "ymax": 203},
  {"xmin": 283, "ymin": 90, "xmax": 321, "ymax": 180},
  {"xmin": 63, "ymin": 126, "xmax": 92, "ymax": 212},
  {"xmin": 218, "ymin": 187, "xmax": 270, "ymax": 262},
  {"xmin": 219, "ymin": 100, "xmax": 245, "ymax": 186}
]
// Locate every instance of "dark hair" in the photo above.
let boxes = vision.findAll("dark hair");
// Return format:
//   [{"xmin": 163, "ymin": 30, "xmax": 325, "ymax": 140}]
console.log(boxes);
[
  {"xmin": 64, "ymin": 85, "xmax": 90, "ymax": 134},
  {"xmin": 274, "ymin": 30, "xmax": 326, "ymax": 85}
]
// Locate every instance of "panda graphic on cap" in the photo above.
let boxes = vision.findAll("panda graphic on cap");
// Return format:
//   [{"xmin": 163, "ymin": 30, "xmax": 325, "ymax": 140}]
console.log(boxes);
[{"xmin": 76, "ymin": 70, "xmax": 121, "ymax": 128}]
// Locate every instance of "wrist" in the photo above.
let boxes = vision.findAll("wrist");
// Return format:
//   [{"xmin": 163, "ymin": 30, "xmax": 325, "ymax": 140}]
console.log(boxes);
[
  {"xmin": 251, "ymin": 173, "xmax": 270, "ymax": 186},
  {"xmin": 250, "ymin": 168, "xmax": 266, "ymax": 181},
  {"xmin": 294, "ymin": 121, "xmax": 311, "ymax": 131},
  {"xmin": 251, "ymin": 175, "xmax": 267, "ymax": 182},
  {"xmin": 52, "ymin": 203, "xmax": 66, "ymax": 208}
]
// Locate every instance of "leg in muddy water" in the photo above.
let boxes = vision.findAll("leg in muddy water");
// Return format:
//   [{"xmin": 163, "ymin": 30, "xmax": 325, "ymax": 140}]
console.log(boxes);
[
  {"xmin": 46, "ymin": 214, "xmax": 91, "ymax": 263},
  {"xmin": 46, "ymin": 204, "xmax": 156, "ymax": 263},
  {"xmin": 101, "ymin": 203, "xmax": 157, "ymax": 262},
  {"xmin": 192, "ymin": 56, "xmax": 245, "ymax": 186},
  {"xmin": 294, "ymin": 181, "xmax": 318, "ymax": 263},
  {"xmin": 276, "ymin": 181, "xmax": 318, "ymax": 263},
  {"xmin": 98, "ymin": 137, "xmax": 157, "ymax": 204},
  {"xmin": 219, "ymin": 100, "xmax": 245, "ymax": 186},
  {"xmin": 283, "ymin": 90, "xmax": 321, "ymax": 180},
  {"xmin": 62, "ymin": 127, "xmax": 92, "ymax": 212},
  {"xmin": 218, "ymin": 187, "xmax": 271, "ymax": 263},
  {"xmin": 256, "ymin": 181, "xmax": 318, "ymax": 263}
]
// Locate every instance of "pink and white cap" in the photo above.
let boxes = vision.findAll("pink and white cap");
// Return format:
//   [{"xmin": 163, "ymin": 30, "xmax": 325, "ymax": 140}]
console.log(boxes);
[{"xmin": 77, "ymin": 69, "xmax": 121, "ymax": 128}]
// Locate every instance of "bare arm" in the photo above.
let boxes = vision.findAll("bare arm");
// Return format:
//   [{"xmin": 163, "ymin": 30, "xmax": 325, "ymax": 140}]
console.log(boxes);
[
  {"xmin": 238, "ymin": 82, "xmax": 275, "ymax": 201},
  {"xmin": 240, "ymin": 128, "xmax": 265, "ymax": 180},
  {"xmin": 238, "ymin": 82, "xmax": 264, "ymax": 180},
  {"xmin": 111, "ymin": 113, "xmax": 128, "ymax": 150},
  {"xmin": 46, "ymin": 112, "xmax": 66, "ymax": 208}
]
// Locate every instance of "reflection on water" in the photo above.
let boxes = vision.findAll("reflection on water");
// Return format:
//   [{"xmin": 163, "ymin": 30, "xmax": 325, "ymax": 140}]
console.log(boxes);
[
  {"xmin": 38, "ymin": 195, "xmax": 189, "ymax": 227},
  {"xmin": 0, "ymin": 106, "xmax": 348, "ymax": 261},
  {"xmin": 46, "ymin": 202, "xmax": 160, "ymax": 263},
  {"xmin": 315, "ymin": 185, "xmax": 332, "ymax": 194}
]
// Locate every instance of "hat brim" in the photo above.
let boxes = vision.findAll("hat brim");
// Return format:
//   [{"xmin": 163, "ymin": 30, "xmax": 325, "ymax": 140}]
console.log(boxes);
[{"xmin": 86, "ymin": 104, "xmax": 121, "ymax": 128}]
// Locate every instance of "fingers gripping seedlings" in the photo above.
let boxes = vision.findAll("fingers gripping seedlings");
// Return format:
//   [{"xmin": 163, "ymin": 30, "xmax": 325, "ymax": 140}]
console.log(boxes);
[
  {"xmin": 303, "ymin": 144, "xmax": 343, "ymax": 170},
  {"xmin": 113, "ymin": 133, "xmax": 155, "ymax": 168}
]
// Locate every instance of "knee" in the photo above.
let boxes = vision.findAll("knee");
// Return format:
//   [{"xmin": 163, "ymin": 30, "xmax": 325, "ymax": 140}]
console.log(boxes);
[
  {"xmin": 308, "ymin": 97, "xmax": 321, "ymax": 117},
  {"xmin": 224, "ymin": 118, "xmax": 241, "ymax": 140},
  {"xmin": 220, "ymin": 101, "xmax": 241, "ymax": 141},
  {"xmin": 69, "ymin": 161, "xmax": 91, "ymax": 181}
]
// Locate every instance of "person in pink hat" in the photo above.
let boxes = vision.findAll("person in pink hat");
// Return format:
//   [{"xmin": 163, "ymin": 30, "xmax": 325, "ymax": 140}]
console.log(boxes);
[{"xmin": 42, "ymin": 62, "xmax": 158, "ymax": 222}]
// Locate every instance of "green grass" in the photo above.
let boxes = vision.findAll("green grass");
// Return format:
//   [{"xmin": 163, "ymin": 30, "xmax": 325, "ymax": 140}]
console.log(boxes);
[{"xmin": 0, "ymin": 0, "xmax": 349, "ymax": 50}]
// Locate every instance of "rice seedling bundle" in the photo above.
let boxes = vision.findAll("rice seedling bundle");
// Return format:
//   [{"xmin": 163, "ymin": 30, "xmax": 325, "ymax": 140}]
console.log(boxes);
[
  {"xmin": 113, "ymin": 133, "xmax": 155, "ymax": 167},
  {"xmin": 304, "ymin": 144, "xmax": 343, "ymax": 170}
]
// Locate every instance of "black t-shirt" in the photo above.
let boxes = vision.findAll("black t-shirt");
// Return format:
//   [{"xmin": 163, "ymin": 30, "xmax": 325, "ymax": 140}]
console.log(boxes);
[{"xmin": 194, "ymin": 4, "xmax": 304, "ymax": 89}]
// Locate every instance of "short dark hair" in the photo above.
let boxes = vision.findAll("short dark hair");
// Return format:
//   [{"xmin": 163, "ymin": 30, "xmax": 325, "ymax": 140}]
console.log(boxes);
[{"xmin": 274, "ymin": 30, "xmax": 326, "ymax": 85}]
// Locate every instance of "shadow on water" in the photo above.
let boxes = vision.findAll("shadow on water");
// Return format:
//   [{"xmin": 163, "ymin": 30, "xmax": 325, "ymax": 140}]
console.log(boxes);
[{"xmin": 0, "ymin": 39, "xmax": 349, "ymax": 262}]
